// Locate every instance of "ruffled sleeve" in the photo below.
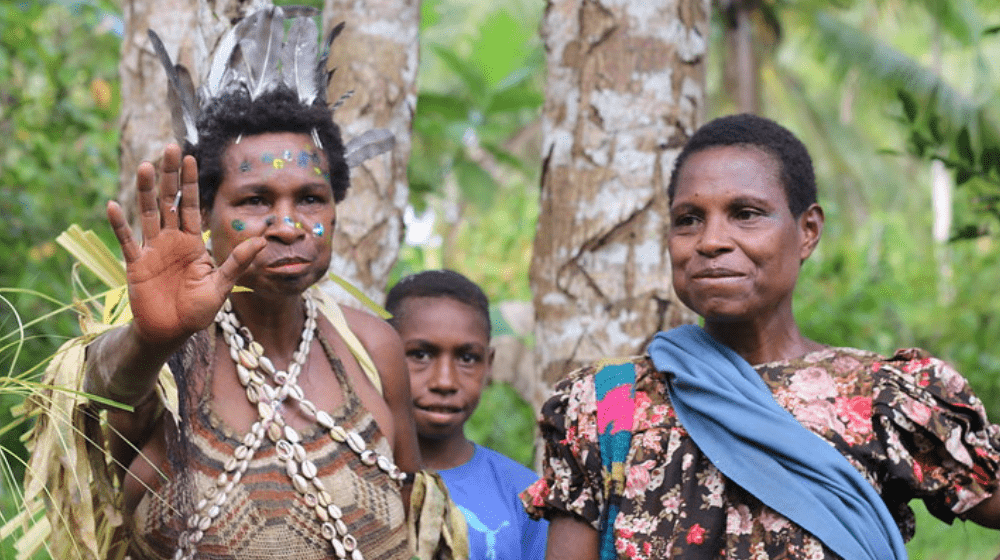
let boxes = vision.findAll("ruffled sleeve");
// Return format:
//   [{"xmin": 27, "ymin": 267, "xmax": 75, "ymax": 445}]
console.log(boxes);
[
  {"xmin": 520, "ymin": 366, "xmax": 606, "ymax": 529},
  {"xmin": 872, "ymin": 348, "xmax": 1000, "ymax": 523}
]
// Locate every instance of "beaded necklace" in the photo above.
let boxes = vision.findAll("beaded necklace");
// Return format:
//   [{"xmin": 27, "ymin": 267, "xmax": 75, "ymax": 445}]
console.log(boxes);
[{"xmin": 173, "ymin": 294, "xmax": 405, "ymax": 560}]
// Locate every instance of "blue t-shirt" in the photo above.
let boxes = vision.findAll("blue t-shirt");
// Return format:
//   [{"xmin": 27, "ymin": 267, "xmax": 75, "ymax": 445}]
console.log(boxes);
[{"xmin": 437, "ymin": 444, "xmax": 548, "ymax": 560}]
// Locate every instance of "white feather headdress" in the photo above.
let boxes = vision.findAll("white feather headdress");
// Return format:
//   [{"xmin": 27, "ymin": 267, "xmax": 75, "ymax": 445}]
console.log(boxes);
[{"xmin": 148, "ymin": 5, "xmax": 394, "ymax": 166}]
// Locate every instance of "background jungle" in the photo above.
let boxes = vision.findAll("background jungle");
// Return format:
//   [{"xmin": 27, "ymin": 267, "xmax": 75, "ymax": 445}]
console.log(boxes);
[{"xmin": 2, "ymin": 0, "xmax": 1000, "ymax": 557}]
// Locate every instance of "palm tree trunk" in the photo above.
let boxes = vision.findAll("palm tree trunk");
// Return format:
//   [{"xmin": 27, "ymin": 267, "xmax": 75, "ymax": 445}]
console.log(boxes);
[
  {"xmin": 320, "ymin": 0, "xmax": 420, "ymax": 305},
  {"xmin": 531, "ymin": 0, "xmax": 706, "ymax": 386}
]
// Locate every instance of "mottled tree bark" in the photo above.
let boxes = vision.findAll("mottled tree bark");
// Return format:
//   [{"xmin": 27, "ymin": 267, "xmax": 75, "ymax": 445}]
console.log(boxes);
[
  {"xmin": 118, "ymin": 0, "xmax": 269, "ymax": 226},
  {"xmin": 320, "ymin": 0, "xmax": 420, "ymax": 306},
  {"xmin": 531, "ymin": 0, "xmax": 708, "ymax": 386}
]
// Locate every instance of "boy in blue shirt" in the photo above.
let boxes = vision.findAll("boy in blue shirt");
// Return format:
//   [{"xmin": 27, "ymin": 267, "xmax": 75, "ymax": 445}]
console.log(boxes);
[{"xmin": 386, "ymin": 270, "xmax": 548, "ymax": 560}]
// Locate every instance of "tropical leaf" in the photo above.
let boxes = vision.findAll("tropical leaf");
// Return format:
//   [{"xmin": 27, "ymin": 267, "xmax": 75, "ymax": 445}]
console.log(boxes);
[
  {"xmin": 913, "ymin": 0, "xmax": 984, "ymax": 45},
  {"xmin": 55, "ymin": 225, "xmax": 125, "ymax": 290},
  {"xmin": 812, "ymin": 11, "xmax": 996, "ymax": 140},
  {"xmin": 430, "ymin": 45, "xmax": 486, "ymax": 103}
]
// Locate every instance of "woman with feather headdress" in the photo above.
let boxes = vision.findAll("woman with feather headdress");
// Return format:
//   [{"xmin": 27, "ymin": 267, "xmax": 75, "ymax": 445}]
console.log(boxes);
[{"xmin": 41, "ymin": 5, "xmax": 464, "ymax": 560}]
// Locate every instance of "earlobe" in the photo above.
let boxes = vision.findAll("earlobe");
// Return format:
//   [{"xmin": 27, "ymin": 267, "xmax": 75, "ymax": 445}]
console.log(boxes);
[{"xmin": 799, "ymin": 203, "xmax": 824, "ymax": 261}]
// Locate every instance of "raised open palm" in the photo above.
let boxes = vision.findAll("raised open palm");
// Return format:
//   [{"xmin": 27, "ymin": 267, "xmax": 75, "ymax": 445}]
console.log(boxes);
[{"xmin": 106, "ymin": 144, "xmax": 265, "ymax": 345}]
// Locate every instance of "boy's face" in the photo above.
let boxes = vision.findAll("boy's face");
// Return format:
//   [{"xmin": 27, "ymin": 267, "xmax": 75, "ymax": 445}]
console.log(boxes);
[{"xmin": 396, "ymin": 296, "xmax": 493, "ymax": 442}]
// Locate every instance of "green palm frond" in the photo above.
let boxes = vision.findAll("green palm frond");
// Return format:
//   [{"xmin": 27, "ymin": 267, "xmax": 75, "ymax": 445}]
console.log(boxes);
[{"xmin": 811, "ymin": 11, "xmax": 1000, "ymax": 143}]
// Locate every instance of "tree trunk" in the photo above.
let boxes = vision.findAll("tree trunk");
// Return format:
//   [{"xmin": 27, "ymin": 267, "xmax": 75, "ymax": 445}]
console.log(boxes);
[
  {"xmin": 722, "ymin": 0, "xmax": 761, "ymax": 114},
  {"xmin": 531, "ymin": 0, "xmax": 707, "ymax": 386},
  {"xmin": 320, "ymin": 0, "xmax": 420, "ymax": 306},
  {"xmin": 118, "ymin": 0, "xmax": 269, "ymax": 227}
]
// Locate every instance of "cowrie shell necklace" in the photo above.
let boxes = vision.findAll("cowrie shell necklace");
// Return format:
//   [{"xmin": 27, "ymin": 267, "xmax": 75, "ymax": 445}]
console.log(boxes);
[{"xmin": 174, "ymin": 294, "xmax": 405, "ymax": 560}]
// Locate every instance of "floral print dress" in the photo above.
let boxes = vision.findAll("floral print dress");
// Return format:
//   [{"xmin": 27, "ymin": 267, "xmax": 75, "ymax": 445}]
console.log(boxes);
[{"xmin": 521, "ymin": 347, "xmax": 1000, "ymax": 559}]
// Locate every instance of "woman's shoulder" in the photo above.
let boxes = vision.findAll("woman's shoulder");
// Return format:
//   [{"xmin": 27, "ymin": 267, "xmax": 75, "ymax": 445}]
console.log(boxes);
[
  {"xmin": 874, "ymin": 347, "xmax": 983, "ymax": 403},
  {"xmin": 547, "ymin": 355, "xmax": 657, "ymax": 406},
  {"xmin": 554, "ymin": 355, "xmax": 656, "ymax": 387}
]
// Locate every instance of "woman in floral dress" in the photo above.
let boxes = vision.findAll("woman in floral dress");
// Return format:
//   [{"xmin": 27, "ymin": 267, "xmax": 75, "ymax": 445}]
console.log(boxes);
[{"xmin": 521, "ymin": 113, "xmax": 1000, "ymax": 560}]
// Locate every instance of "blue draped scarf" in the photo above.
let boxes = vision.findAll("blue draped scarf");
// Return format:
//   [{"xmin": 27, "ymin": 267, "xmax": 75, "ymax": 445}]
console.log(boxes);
[{"xmin": 647, "ymin": 325, "xmax": 907, "ymax": 560}]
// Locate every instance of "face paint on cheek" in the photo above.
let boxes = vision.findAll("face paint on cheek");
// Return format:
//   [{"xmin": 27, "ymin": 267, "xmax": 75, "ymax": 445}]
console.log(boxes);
[
  {"xmin": 231, "ymin": 219, "xmax": 246, "ymax": 232},
  {"xmin": 312, "ymin": 223, "xmax": 325, "ymax": 237}
]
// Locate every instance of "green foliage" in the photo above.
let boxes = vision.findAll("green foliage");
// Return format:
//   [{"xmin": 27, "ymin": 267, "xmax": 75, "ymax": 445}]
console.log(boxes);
[
  {"xmin": 894, "ymin": 87, "xmax": 1000, "ymax": 240},
  {"xmin": 905, "ymin": 500, "xmax": 1000, "ymax": 558},
  {"xmin": 465, "ymin": 382, "xmax": 536, "ymax": 467},
  {"xmin": 0, "ymin": 0, "xmax": 121, "ymax": 502},
  {"xmin": 408, "ymin": 21, "xmax": 543, "ymax": 211},
  {"xmin": 397, "ymin": 0, "xmax": 543, "ymax": 302}
]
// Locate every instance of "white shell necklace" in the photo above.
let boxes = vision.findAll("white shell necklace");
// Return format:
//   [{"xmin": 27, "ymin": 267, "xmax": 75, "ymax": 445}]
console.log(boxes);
[{"xmin": 174, "ymin": 293, "xmax": 405, "ymax": 560}]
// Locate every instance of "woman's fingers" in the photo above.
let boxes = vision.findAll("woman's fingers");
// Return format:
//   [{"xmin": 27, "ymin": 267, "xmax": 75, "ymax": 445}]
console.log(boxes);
[
  {"xmin": 179, "ymin": 154, "xmax": 201, "ymax": 235},
  {"xmin": 136, "ymin": 161, "xmax": 160, "ymax": 242},
  {"xmin": 215, "ymin": 237, "xmax": 266, "ymax": 289},
  {"xmin": 158, "ymin": 144, "xmax": 182, "ymax": 230},
  {"xmin": 107, "ymin": 201, "xmax": 141, "ymax": 264}
]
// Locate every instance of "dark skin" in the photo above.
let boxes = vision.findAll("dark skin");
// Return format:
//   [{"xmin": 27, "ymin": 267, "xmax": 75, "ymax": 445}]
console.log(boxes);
[
  {"xmin": 394, "ymin": 296, "xmax": 494, "ymax": 471},
  {"xmin": 543, "ymin": 145, "xmax": 1000, "ymax": 559},
  {"xmin": 95, "ymin": 136, "xmax": 420, "ymax": 516}
]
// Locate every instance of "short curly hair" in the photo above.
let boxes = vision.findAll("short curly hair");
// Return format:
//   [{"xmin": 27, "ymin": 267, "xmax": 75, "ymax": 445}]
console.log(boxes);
[
  {"xmin": 385, "ymin": 269, "xmax": 491, "ymax": 340},
  {"xmin": 667, "ymin": 113, "xmax": 817, "ymax": 217},
  {"xmin": 187, "ymin": 85, "xmax": 350, "ymax": 210}
]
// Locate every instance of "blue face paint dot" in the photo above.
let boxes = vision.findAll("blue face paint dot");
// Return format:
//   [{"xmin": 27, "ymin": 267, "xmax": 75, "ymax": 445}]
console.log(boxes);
[
  {"xmin": 283, "ymin": 216, "xmax": 295, "ymax": 227},
  {"xmin": 262, "ymin": 153, "xmax": 274, "ymax": 164},
  {"xmin": 297, "ymin": 151, "xmax": 310, "ymax": 168},
  {"xmin": 231, "ymin": 220, "xmax": 245, "ymax": 231},
  {"xmin": 265, "ymin": 215, "xmax": 276, "ymax": 226},
  {"xmin": 312, "ymin": 223, "xmax": 325, "ymax": 237}
]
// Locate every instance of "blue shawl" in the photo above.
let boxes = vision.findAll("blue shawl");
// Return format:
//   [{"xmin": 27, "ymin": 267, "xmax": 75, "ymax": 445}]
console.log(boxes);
[{"xmin": 647, "ymin": 325, "xmax": 907, "ymax": 560}]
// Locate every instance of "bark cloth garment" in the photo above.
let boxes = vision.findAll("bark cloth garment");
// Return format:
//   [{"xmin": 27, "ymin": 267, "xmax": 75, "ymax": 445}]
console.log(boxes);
[
  {"xmin": 128, "ymin": 319, "xmax": 409, "ymax": 560},
  {"xmin": 521, "ymin": 346, "xmax": 1000, "ymax": 560}
]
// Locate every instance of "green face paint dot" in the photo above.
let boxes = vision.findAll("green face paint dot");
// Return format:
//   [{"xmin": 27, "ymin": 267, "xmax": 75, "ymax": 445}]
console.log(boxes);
[{"xmin": 231, "ymin": 220, "xmax": 246, "ymax": 232}]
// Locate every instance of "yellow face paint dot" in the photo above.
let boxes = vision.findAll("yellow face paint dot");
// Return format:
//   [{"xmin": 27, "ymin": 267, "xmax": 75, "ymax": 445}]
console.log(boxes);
[
  {"xmin": 273, "ymin": 159, "xmax": 285, "ymax": 169},
  {"xmin": 314, "ymin": 166, "xmax": 323, "ymax": 176}
]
